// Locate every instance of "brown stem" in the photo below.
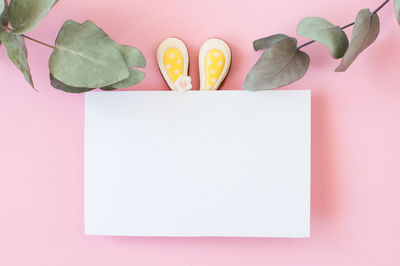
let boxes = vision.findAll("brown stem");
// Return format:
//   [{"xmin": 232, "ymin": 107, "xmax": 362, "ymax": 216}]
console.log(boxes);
[
  {"xmin": 0, "ymin": 25, "xmax": 56, "ymax": 49},
  {"xmin": 20, "ymin": 34, "xmax": 56, "ymax": 49},
  {"xmin": 297, "ymin": 0, "xmax": 390, "ymax": 50},
  {"xmin": 372, "ymin": 0, "xmax": 391, "ymax": 15}
]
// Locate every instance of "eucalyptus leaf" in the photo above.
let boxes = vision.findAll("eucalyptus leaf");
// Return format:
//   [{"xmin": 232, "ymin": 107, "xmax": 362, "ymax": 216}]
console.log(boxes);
[
  {"xmin": 100, "ymin": 87, "xmax": 115, "ymax": 91},
  {"xmin": 336, "ymin": 9, "xmax": 379, "ymax": 72},
  {"xmin": 0, "ymin": 31, "xmax": 34, "ymax": 89},
  {"xmin": 0, "ymin": 0, "xmax": 8, "ymax": 27},
  {"xmin": 102, "ymin": 68, "xmax": 145, "ymax": 90},
  {"xmin": 99, "ymin": 41, "xmax": 146, "ymax": 90},
  {"xmin": 395, "ymin": 0, "xmax": 400, "ymax": 25},
  {"xmin": 9, "ymin": 0, "xmax": 57, "ymax": 34},
  {"xmin": 49, "ymin": 20, "xmax": 129, "ymax": 88},
  {"xmin": 0, "ymin": 0, "xmax": 8, "ymax": 47},
  {"xmin": 50, "ymin": 74, "xmax": 93, "ymax": 93},
  {"xmin": 242, "ymin": 37, "xmax": 310, "ymax": 91},
  {"xmin": 297, "ymin": 17, "xmax": 349, "ymax": 59},
  {"xmin": 253, "ymin": 34, "xmax": 297, "ymax": 51},
  {"xmin": 112, "ymin": 41, "xmax": 146, "ymax": 68},
  {"xmin": 99, "ymin": 87, "xmax": 116, "ymax": 91}
]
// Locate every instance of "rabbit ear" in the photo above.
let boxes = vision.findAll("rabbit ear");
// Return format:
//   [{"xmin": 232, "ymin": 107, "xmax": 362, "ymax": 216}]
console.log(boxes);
[
  {"xmin": 157, "ymin": 38, "xmax": 191, "ymax": 91},
  {"xmin": 199, "ymin": 38, "xmax": 231, "ymax": 91}
]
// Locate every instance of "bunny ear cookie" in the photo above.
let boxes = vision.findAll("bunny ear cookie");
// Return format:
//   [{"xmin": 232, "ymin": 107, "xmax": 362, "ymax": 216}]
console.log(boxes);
[
  {"xmin": 199, "ymin": 38, "xmax": 231, "ymax": 91},
  {"xmin": 157, "ymin": 38, "xmax": 192, "ymax": 91}
]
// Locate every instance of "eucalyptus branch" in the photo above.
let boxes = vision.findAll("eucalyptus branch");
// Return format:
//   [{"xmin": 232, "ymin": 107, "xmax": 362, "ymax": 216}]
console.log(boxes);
[
  {"xmin": 0, "ymin": 0, "xmax": 147, "ymax": 93},
  {"xmin": 297, "ymin": 0, "xmax": 390, "ymax": 50},
  {"xmin": 244, "ymin": 0, "xmax": 392, "ymax": 91}
]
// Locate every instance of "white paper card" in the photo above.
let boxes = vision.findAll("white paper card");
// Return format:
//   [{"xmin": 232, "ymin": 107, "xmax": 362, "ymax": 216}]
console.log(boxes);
[{"xmin": 85, "ymin": 90, "xmax": 310, "ymax": 237}]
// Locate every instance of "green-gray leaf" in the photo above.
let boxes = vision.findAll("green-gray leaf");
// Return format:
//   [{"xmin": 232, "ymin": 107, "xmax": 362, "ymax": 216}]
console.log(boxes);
[
  {"xmin": 112, "ymin": 41, "xmax": 146, "ymax": 68},
  {"xmin": 99, "ymin": 87, "xmax": 116, "ymax": 91},
  {"xmin": 0, "ymin": 0, "xmax": 8, "ymax": 27},
  {"xmin": 49, "ymin": 20, "xmax": 129, "ymax": 88},
  {"xmin": 336, "ymin": 9, "xmax": 379, "ymax": 72},
  {"xmin": 242, "ymin": 37, "xmax": 310, "ymax": 91},
  {"xmin": 102, "ymin": 68, "xmax": 145, "ymax": 90},
  {"xmin": 0, "ymin": 31, "xmax": 34, "ymax": 89},
  {"xmin": 297, "ymin": 17, "xmax": 349, "ymax": 59},
  {"xmin": 253, "ymin": 34, "xmax": 297, "ymax": 51},
  {"xmin": 50, "ymin": 74, "xmax": 93, "ymax": 93},
  {"xmin": 0, "ymin": 0, "xmax": 8, "ymax": 47},
  {"xmin": 395, "ymin": 0, "xmax": 400, "ymax": 25},
  {"xmin": 9, "ymin": 0, "xmax": 57, "ymax": 34}
]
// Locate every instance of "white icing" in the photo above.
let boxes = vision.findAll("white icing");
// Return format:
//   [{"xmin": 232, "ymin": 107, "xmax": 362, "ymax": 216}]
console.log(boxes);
[{"xmin": 174, "ymin": 75, "xmax": 192, "ymax": 91}]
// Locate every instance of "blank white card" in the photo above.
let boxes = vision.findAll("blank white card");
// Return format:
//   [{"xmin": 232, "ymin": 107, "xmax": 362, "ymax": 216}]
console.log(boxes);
[{"xmin": 85, "ymin": 90, "xmax": 310, "ymax": 237}]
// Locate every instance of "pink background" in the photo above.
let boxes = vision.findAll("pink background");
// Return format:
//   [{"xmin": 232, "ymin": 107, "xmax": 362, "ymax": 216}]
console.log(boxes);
[{"xmin": 1, "ymin": 0, "xmax": 400, "ymax": 265}]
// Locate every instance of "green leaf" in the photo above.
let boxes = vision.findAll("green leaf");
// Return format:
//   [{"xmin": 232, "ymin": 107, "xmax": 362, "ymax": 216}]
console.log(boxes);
[
  {"xmin": 99, "ymin": 87, "xmax": 116, "ymax": 91},
  {"xmin": 49, "ymin": 20, "xmax": 129, "ymax": 88},
  {"xmin": 0, "ymin": 0, "xmax": 9, "ymax": 47},
  {"xmin": 50, "ymin": 74, "xmax": 93, "ymax": 93},
  {"xmin": 102, "ymin": 68, "xmax": 145, "ymax": 90},
  {"xmin": 112, "ymin": 41, "xmax": 146, "ymax": 68},
  {"xmin": 9, "ymin": 0, "xmax": 57, "ymax": 34},
  {"xmin": 297, "ymin": 17, "xmax": 349, "ymax": 59},
  {"xmin": 242, "ymin": 37, "xmax": 310, "ymax": 91},
  {"xmin": 0, "ymin": 31, "xmax": 35, "ymax": 89},
  {"xmin": 395, "ymin": 0, "xmax": 400, "ymax": 25},
  {"xmin": 336, "ymin": 9, "xmax": 379, "ymax": 72},
  {"xmin": 0, "ymin": 0, "xmax": 9, "ymax": 27},
  {"xmin": 253, "ymin": 34, "xmax": 297, "ymax": 51},
  {"xmin": 100, "ymin": 41, "xmax": 146, "ymax": 90}
]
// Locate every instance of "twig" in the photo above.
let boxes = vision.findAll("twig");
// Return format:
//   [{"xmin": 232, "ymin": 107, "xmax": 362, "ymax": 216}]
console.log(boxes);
[
  {"xmin": 20, "ymin": 34, "xmax": 56, "ymax": 49},
  {"xmin": 0, "ymin": 25, "xmax": 56, "ymax": 49}
]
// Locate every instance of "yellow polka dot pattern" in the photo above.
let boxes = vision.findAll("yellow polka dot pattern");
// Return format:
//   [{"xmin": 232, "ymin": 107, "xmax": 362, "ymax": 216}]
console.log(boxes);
[
  {"xmin": 205, "ymin": 49, "xmax": 225, "ymax": 90},
  {"xmin": 164, "ymin": 48, "xmax": 184, "ymax": 83}
]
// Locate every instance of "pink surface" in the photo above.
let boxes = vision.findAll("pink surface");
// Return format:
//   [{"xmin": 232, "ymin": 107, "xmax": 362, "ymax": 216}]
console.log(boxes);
[{"xmin": 1, "ymin": 0, "xmax": 400, "ymax": 265}]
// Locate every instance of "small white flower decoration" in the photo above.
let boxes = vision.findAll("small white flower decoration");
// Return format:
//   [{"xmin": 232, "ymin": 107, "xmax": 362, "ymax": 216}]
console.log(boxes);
[{"xmin": 174, "ymin": 75, "xmax": 192, "ymax": 91}]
